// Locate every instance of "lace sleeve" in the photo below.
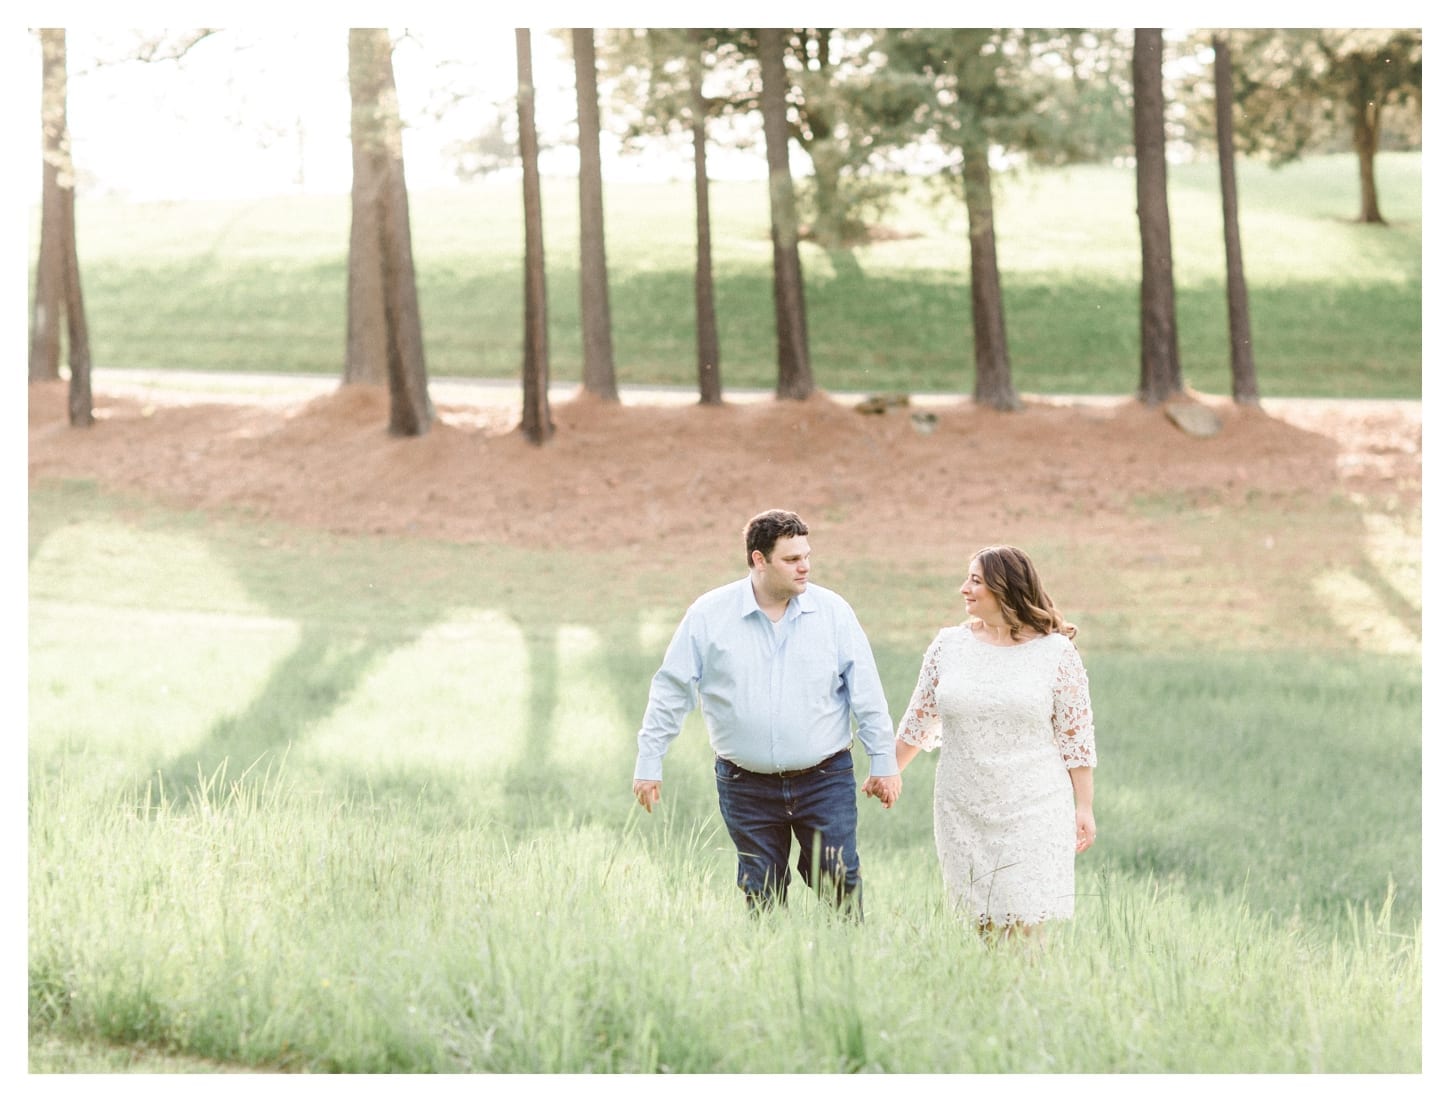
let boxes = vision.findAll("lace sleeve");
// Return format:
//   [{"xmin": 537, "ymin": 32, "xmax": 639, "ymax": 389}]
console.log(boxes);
[
  {"xmin": 1052, "ymin": 641, "xmax": 1097, "ymax": 768},
  {"xmin": 896, "ymin": 633, "xmax": 945, "ymax": 751}
]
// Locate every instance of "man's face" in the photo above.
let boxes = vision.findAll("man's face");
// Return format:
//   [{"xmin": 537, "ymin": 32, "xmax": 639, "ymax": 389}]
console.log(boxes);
[{"xmin": 755, "ymin": 534, "xmax": 811, "ymax": 601}]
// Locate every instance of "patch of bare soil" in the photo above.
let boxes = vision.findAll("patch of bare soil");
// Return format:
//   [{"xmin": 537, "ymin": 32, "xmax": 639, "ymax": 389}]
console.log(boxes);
[{"xmin": 27, "ymin": 379, "xmax": 1420, "ymax": 571}]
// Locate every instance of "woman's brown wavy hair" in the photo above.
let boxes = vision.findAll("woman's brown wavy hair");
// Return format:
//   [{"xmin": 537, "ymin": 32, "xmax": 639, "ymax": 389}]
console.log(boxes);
[{"xmin": 970, "ymin": 545, "xmax": 1078, "ymax": 642}]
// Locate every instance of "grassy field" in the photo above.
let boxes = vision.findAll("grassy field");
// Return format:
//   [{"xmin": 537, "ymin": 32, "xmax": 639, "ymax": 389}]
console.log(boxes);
[
  {"xmin": 61, "ymin": 152, "xmax": 1422, "ymax": 399},
  {"xmin": 27, "ymin": 481, "xmax": 1421, "ymax": 1073}
]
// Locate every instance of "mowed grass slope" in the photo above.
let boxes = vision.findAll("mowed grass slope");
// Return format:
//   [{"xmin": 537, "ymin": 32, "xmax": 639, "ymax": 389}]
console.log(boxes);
[
  {"xmin": 63, "ymin": 152, "xmax": 1421, "ymax": 398},
  {"xmin": 28, "ymin": 482, "xmax": 1421, "ymax": 1072}
]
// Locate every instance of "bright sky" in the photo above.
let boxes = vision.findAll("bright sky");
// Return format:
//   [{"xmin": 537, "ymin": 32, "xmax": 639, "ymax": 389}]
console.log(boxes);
[
  {"xmin": 19, "ymin": 3, "xmax": 1434, "ymax": 202},
  {"xmin": 12, "ymin": 14, "xmax": 825, "ymax": 202},
  {"xmin": 17, "ymin": 27, "xmax": 601, "ymax": 201}
]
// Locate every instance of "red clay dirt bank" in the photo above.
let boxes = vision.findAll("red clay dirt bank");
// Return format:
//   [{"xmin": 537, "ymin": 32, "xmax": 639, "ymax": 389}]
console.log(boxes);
[{"xmin": 28, "ymin": 378, "xmax": 1420, "ymax": 569}]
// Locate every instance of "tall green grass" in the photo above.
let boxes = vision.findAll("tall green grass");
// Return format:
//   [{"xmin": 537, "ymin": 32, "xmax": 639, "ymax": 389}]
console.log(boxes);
[
  {"xmin": 60, "ymin": 152, "xmax": 1421, "ymax": 398},
  {"xmin": 29, "ymin": 768, "xmax": 1418, "ymax": 1073},
  {"xmin": 28, "ymin": 483, "xmax": 1421, "ymax": 1071}
]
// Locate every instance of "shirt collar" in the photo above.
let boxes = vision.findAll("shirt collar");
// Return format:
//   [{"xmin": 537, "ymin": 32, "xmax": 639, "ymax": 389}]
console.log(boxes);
[{"xmin": 738, "ymin": 576, "xmax": 817, "ymax": 620}]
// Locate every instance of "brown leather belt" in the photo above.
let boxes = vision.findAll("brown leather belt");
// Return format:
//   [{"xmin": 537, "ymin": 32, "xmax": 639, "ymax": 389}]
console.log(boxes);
[{"xmin": 719, "ymin": 747, "xmax": 851, "ymax": 779}]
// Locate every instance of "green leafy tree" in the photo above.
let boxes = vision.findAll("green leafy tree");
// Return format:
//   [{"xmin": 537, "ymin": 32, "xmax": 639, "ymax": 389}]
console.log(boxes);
[
  {"xmin": 1031, "ymin": 29, "xmax": 1136, "ymax": 164},
  {"xmin": 594, "ymin": 28, "xmax": 724, "ymax": 402},
  {"xmin": 775, "ymin": 28, "xmax": 915, "ymax": 251},
  {"xmin": 880, "ymin": 29, "xmax": 1028, "ymax": 410},
  {"xmin": 599, "ymin": 28, "xmax": 918, "ymax": 254},
  {"xmin": 880, "ymin": 29, "xmax": 1133, "ymax": 408},
  {"xmin": 1195, "ymin": 29, "xmax": 1422, "ymax": 224},
  {"xmin": 443, "ymin": 107, "xmax": 519, "ymax": 181}
]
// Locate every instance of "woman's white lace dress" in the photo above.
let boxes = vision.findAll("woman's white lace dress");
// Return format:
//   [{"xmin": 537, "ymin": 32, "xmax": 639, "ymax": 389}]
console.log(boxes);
[{"xmin": 898, "ymin": 625, "xmax": 1096, "ymax": 926}]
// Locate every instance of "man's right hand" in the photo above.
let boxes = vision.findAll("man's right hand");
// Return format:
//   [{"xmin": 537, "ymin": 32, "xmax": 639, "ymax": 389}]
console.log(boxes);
[{"xmin": 633, "ymin": 779, "xmax": 662, "ymax": 813}]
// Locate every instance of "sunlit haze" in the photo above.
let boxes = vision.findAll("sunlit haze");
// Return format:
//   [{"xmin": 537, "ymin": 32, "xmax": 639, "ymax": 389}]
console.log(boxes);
[{"xmin": 19, "ymin": 26, "xmax": 777, "ymax": 202}]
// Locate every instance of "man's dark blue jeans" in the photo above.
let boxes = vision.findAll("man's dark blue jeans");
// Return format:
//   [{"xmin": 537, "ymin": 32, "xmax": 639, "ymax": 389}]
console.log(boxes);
[{"xmin": 714, "ymin": 747, "xmax": 863, "ymax": 918}]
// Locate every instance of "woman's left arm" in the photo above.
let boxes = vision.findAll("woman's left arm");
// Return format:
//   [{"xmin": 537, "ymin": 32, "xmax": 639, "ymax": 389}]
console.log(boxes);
[
  {"xmin": 1052, "ymin": 640, "xmax": 1096, "ymax": 851},
  {"xmin": 1070, "ymin": 766, "xmax": 1095, "ymax": 853}
]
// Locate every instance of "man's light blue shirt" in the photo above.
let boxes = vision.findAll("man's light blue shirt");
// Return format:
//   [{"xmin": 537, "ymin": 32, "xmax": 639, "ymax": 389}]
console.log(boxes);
[{"xmin": 634, "ymin": 577, "xmax": 898, "ymax": 781}]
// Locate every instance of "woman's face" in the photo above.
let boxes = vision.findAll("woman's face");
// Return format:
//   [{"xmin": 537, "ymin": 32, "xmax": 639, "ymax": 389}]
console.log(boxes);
[{"xmin": 961, "ymin": 558, "xmax": 1003, "ymax": 621}]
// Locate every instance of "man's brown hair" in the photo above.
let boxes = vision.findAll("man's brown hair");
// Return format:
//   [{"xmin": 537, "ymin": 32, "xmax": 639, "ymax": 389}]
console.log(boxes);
[{"xmin": 743, "ymin": 510, "xmax": 809, "ymax": 567}]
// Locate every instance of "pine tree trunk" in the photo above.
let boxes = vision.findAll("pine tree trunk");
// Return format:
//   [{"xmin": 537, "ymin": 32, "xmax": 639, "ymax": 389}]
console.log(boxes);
[
  {"xmin": 379, "ymin": 139, "xmax": 431, "ymax": 436},
  {"xmin": 29, "ymin": 28, "xmax": 66, "ymax": 383},
  {"xmin": 1132, "ymin": 28, "xmax": 1184, "ymax": 406},
  {"xmin": 31, "ymin": 29, "xmax": 92, "ymax": 424},
  {"xmin": 1352, "ymin": 93, "xmax": 1386, "ymax": 225},
  {"xmin": 573, "ymin": 28, "xmax": 619, "ymax": 400},
  {"xmin": 61, "ymin": 161, "xmax": 93, "ymax": 427},
  {"xmin": 1213, "ymin": 36, "xmax": 1259, "ymax": 405},
  {"xmin": 758, "ymin": 28, "xmax": 814, "ymax": 401},
  {"xmin": 347, "ymin": 29, "xmax": 432, "ymax": 434},
  {"xmin": 517, "ymin": 29, "xmax": 554, "ymax": 444},
  {"xmin": 963, "ymin": 141, "xmax": 1019, "ymax": 411},
  {"xmin": 689, "ymin": 32, "xmax": 722, "ymax": 405},
  {"xmin": 344, "ymin": 93, "xmax": 388, "ymax": 385}
]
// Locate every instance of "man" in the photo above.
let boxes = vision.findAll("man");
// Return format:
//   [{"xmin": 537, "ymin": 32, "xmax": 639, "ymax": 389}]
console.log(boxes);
[{"xmin": 632, "ymin": 509, "xmax": 901, "ymax": 916}]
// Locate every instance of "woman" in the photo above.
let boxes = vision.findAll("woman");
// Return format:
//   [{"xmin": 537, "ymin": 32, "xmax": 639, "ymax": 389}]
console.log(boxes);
[{"xmin": 895, "ymin": 545, "xmax": 1096, "ymax": 939}]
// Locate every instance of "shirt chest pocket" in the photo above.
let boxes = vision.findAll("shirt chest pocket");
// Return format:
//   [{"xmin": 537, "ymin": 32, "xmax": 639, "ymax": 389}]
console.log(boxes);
[{"xmin": 782, "ymin": 630, "xmax": 843, "ymax": 695}]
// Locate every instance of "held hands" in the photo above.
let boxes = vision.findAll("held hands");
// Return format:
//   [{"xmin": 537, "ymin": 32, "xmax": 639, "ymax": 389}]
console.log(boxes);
[
  {"xmin": 861, "ymin": 773, "xmax": 902, "ymax": 809},
  {"xmin": 633, "ymin": 779, "xmax": 661, "ymax": 814}
]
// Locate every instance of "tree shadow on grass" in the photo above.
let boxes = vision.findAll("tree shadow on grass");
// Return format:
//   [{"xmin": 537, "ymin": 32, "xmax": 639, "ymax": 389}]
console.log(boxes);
[
  {"xmin": 500, "ymin": 623, "xmax": 565, "ymax": 810},
  {"xmin": 594, "ymin": 616, "xmax": 657, "ymax": 740},
  {"xmin": 1349, "ymin": 550, "xmax": 1421, "ymax": 643},
  {"xmin": 27, "ymin": 479, "xmax": 97, "ymax": 564},
  {"xmin": 150, "ymin": 623, "xmax": 414, "ymax": 799},
  {"xmin": 137, "ymin": 530, "xmax": 649, "ymax": 837}
]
